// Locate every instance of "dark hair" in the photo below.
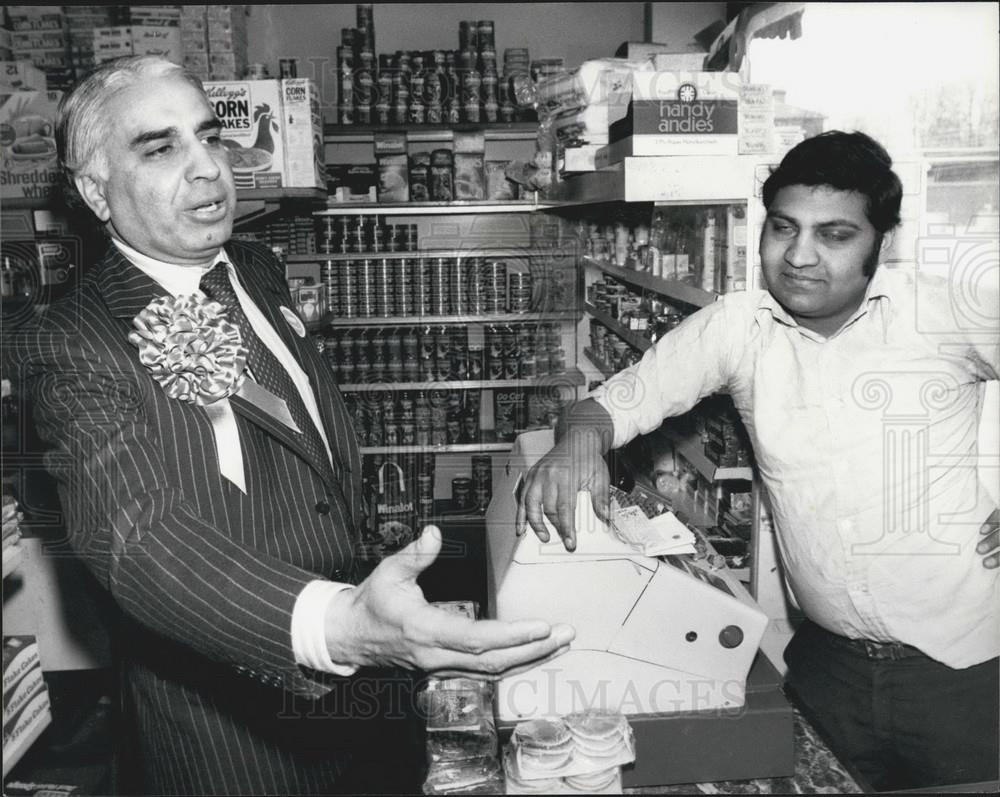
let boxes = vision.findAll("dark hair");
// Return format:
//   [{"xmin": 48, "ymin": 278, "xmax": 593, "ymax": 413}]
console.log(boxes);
[{"xmin": 761, "ymin": 131, "xmax": 903, "ymax": 234}]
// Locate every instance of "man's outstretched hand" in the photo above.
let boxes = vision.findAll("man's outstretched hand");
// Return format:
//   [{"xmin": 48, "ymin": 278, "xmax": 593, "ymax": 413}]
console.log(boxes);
[{"xmin": 324, "ymin": 526, "xmax": 575, "ymax": 679}]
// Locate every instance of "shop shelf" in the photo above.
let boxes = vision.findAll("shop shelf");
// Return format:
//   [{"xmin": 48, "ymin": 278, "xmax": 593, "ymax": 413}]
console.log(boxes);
[
  {"xmin": 287, "ymin": 248, "xmax": 558, "ymax": 262},
  {"xmin": 585, "ymin": 257, "xmax": 716, "ymax": 309},
  {"xmin": 582, "ymin": 347, "xmax": 618, "ymax": 380},
  {"xmin": 233, "ymin": 187, "xmax": 326, "ymax": 228},
  {"xmin": 336, "ymin": 370, "xmax": 585, "ymax": 393},
  {"xmin": 324, "ymin": 121, "xmax": 539, "ymax": 143},
  {"xmin": 316, "ymin": 310, "xmax": 578, "ymax": 328},
  {"xmin": 549, "ymin": 155, "xmax": 763, "ymax": 204},
  {"xmin": 359, "ymin": 432, "xmax": 515, "ymax": 456},
  {"xmin": 315, "ymin": 199, "xmax": 540, "ymax": 216},
  {"xmin": 665, "ymin": 428, "xmax": 753, "ymax": 482},
  {"xmin": 584, "ymin": 303, "xmax": 652, "ymax": 352}
]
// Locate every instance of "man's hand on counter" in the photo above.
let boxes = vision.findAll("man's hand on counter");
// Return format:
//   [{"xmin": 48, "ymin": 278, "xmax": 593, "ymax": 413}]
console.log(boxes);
[
  {"xmin": 515, "ymin": 399, "xmax": 616, "ymax": 552},
  {"xmin": 978, "ymin": 508, "xmax": 999, "ymax": 569},
  {"xmin": 323, "ymin": 525, "xmax": 575, "ymax": 679}
]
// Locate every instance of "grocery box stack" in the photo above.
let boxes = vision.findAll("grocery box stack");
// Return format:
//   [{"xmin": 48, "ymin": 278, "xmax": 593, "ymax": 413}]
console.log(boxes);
[
  {"xmin": 182, "ymin": 5, "xmax": 248, "ymax": 81},
  {"xmin": 0, "ymin": 88, "xmax": 63, "ymax": 202},
  {"xmin": 5, "ymin": 6, "xmax": 73, "ymax": 92},
  {"xmin": 532, "ymin": 58, "xmax": 634, "ymax": 174},
  {"xmin": 65, "ymin": 5, "xmax": 125, "ymax": 78},
  {"xmin": 2, "ymin": 635, "xmax": 52, "ymax": 778}
]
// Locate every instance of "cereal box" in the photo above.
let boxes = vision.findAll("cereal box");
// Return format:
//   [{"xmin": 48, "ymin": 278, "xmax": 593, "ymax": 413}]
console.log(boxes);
[
  {"xmin": 280, "ymin": 78, "xmax": 325, "ymax": 189},
  {"xmin": 203, "ymin": 79, "xmax": 285, "ymax": 189},
  {"xmin": 0, "ymin": 90, "xmax": 62, "ymax": 202}
]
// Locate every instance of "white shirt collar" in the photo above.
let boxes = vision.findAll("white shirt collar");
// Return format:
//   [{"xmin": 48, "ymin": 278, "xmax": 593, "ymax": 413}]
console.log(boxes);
[{"xmin": 111, "ymin": 237, "xmax": 230, "ymax": 297}]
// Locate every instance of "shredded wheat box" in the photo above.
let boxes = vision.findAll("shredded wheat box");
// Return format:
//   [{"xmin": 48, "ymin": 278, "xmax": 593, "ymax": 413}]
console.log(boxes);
[
  {"xmin": 204, "ymin": 79, "xmax": 285, "ymax": 189},
  {"xmin": 0, "ymin": 90, "xmax": 62, "ymax": 202}
]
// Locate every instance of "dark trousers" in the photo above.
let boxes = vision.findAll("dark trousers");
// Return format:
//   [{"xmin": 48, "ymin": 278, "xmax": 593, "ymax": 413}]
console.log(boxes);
[{"xmin": 784, "ymin": 620, "xmax": 999, "ymax": 791}]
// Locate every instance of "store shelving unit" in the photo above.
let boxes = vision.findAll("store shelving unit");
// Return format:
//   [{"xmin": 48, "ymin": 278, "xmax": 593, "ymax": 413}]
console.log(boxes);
[
  {"xmin": 319, "ymin": 311, "xmax": 577, "ymax": 328},
  {"xmin": 315, "ymin": 200, "xmax": 542, "ymax": 215},
  {"xmin": 324, "ymin": 121, "xmax": 539, "ymax": 144},
  {"xmin": 337, "ymin": 370, "xmax": 585, "ymax": 393},
  {"xmin": 544, "ymin": 152, "xmax": 766, "ymax": 595}
]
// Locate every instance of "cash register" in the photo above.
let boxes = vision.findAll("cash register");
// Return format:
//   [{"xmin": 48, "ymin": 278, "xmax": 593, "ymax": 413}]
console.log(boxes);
[{"xmin": 485, "ymin": 430, "xmax": 795, "ymax": 787}]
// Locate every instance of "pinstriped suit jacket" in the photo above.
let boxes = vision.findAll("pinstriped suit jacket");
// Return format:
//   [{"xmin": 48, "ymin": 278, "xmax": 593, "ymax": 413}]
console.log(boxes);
[{"xmin": 4, "ymin": 241, "xmax": 411, "ymax": 795}]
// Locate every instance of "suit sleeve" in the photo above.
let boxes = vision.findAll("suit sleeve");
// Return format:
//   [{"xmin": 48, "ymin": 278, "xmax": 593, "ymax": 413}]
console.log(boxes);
[{"xmin": 8, "ymin": 316, "xmax": 339, "ymax": 698}]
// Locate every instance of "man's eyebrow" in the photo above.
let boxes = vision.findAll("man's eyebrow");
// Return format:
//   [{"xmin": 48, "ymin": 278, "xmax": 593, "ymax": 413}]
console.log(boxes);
[
  {"xmin": 766, "ymin": 210, "xmax": 863, "ymax": 230},
  {"xmin": 129, "ymin": 126, "xmax": 177, "ymax": 149},
  {"xmin": 197, "ymin": 117, "xmax": 222, "ymax": 134},
  {"xmin": 128, "ymin": 118, "xmax": 221, "ymax": 149}
]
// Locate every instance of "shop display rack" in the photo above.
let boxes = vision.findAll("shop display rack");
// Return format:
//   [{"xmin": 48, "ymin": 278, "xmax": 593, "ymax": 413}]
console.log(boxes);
[
  {"xmin": 324, "ymin": 121, "xmax": 539, "ymax": 143},
  {"xmin": 585, "ymin": 257, "xmax": 717, "ymax": 309},
  {"xmin": 316, "ymin": 200, "xmax": 541, "ymax": 215},
  {"xmin": 318, "ymin": 311, "xmax": 577, "ymax": 328},
  {"xmin": 584, "ymin": 302, "xmax": 653, "ymax": 353}
]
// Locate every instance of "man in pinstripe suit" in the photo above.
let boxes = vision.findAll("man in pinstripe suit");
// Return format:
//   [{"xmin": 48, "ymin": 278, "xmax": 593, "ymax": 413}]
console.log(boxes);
[{"xmin": 4, "ymin": 56, "xmax": 574, "ymax": 795}]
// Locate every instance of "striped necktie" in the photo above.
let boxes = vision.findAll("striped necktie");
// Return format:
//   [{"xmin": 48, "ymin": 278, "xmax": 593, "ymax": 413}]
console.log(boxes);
[{"xmin": 199, "ymin": 261, "xmax": 337, "ymax": 483}]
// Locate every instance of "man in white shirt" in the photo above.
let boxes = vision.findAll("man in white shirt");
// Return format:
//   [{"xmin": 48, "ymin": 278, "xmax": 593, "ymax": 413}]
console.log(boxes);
[
  {"xmin": 5, "ymin": 56, "xmax": 574, "ymax": 794},
  {"xmin": 517, "ymin": 131, "xmax": 998, "ymax": 790}
]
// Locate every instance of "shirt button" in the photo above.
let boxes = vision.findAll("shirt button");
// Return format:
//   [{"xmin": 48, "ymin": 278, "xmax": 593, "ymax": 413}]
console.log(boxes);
[
  {"xmin": 331, "ymin": 569, "xmax": 346, "ymax": 581},
  {"xmin": 315, "ymin": 500, "xmax": 331, "ymax": 515}
]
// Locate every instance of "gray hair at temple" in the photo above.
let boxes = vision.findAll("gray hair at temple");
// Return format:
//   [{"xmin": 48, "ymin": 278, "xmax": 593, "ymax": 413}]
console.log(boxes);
[{"xmin": 56, "ymin": 56, "xmax": 204, "ymax": 193}]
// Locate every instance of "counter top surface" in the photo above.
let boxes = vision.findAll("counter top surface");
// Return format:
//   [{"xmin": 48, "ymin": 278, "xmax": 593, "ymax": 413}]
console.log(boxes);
[{"xmin": 626, "ymin": 705, "xmax": 863, "ymax": 795}]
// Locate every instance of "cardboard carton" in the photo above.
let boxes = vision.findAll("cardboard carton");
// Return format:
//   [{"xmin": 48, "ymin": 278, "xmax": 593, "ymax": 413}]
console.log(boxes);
[
  {"xmin": 281, "ymin": 78, "xmax": 325, "ymax": 189},
  {"xmin": 0, "ymin": 62, "xmax": 47, "ymax": 93},
  {"xmin": 0, "ymin": 90, "xmax": 62, "ymax": 202},
  {"xmin": 604, "ymin": 71, "xmax": 743, "ymax": 162},
  {"xmin": 204, "ymin": 79, "xmax": 284, "ymax": 189}
]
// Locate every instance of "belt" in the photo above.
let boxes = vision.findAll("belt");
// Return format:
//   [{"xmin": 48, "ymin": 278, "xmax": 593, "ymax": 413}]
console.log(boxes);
[{"xmin": 810, "ymin": 623, "xmax": 926, "ymax": 661}]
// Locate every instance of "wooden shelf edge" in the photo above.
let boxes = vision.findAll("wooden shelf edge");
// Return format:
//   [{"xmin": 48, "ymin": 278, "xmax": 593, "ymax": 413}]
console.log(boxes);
[
  {"xmin": 315, "ymin": 200, "xmax": 539, "ymax": 216},
  {"xmin": 360, "ymin": 442, "xmax": 514, "ymax": 455},
  {"xmin": 585, "ymin": 257, "xmax": 716, "ymax": 308},
  {"xmin": 315, "ymin": 311, "xmax": 579, "ymax": 328},
  {"xmin": 336, "ymin": 371, "xmax": 585, "ymax": 393},
  {"xmin": 287, "ymin": 249, "xmax": 560, "ymax": 262},
  {"xmin": 665, "ymin": 427, "xmax": 753, "ymax": 482},
  {"xmin": 584, "ymin": 303, "xmax": 652, "ymax": 352}
]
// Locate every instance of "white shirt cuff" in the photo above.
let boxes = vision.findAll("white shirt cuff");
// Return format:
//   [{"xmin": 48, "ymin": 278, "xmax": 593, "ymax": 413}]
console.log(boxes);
[{"xmin": 291, "ymin": 579, "xmax": 359, "ymax": 677}]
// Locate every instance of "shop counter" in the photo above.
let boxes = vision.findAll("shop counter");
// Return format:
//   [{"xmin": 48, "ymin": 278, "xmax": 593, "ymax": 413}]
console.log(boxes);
[{"xmin": 625, "ymin": 704, "xmax": 863, "ymax": 794}]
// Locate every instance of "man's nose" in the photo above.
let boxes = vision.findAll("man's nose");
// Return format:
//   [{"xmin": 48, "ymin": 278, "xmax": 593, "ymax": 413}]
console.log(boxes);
[
  {"xmin": 186, "ymin": 141, "xmax": 223, "ymax": 181},
  {"xmin": 784, "ymin": 233, "xmax": 819, "ymax": 268}
]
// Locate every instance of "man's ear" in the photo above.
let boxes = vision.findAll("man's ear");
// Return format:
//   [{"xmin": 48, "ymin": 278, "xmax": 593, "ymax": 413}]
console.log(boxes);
[
  {"xmin": 75, "ymin": 174, "xmax": 110, "ymax": 222},
  {"xmin": 880, "ymin": 230, "xmax": 895, "ymax": 255}
]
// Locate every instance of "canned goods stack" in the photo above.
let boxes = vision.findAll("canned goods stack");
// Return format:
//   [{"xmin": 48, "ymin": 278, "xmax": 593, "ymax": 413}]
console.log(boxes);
[
  {"xmin": 344, "ymin": 389, "xmax": 482, "ymax": 448},
  {"xmin": 472, "ymin": 455, "xmax": 492, "ymax": 513},
  {"xmin": 336, "ymin": 260, "xmax": 359, "ymax": 318},
  {"xmin": 451, "ymin": 476, "xmax": 473, "ymax": 511},
  {"xmin": 336, "ymin": 11, "xmax": 539, "ymax": 126},
  {"xmin": 396, "ymin": 258, "xmax": 415, "ymax": 316},
  {"xmin": 356, "ymin": 259, "xmax": 378, "ymax": 317},
  {"xmin": 451, "ymin": 259, "xmax": 470, "ymax": 315},
  {"xmin": 429, "ymin": 258, "xmax": 452, "ymax": 316},
  {"xmin": 374, "ymin": 258, "xmax": 394, "ymax": 316},
  {"xmin": 470, "ymin": 260, "xmax": 507, "ymax": 314},
  {"xmin": 508, "ymin": 271, "xmax": 533, "ymax": 313}
]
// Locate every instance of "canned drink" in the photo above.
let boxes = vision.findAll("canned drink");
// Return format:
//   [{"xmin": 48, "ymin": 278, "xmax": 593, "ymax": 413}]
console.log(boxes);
[
  {"xmin": 452, "ymin": 476, "xmax": 473, "ymax": 509},
  {"xmin": 279, "ymin": 58, "xmax": 297, "ymax": 78},
  {"xmin": 472, "ymin": 455, "xmax": 491, "ymax": 482},
  {"xmin": 401, "ymin": 423, "xmax": 416, "ymax": 445},
  {"xmin": 467, "ymin": 345, "xmax": 484, "ymax": 379},
  {"xmin": 418, "ymin": 497, "xmax": 435, "ymax": 519},
  {"xmin": 474, "ymin": 486, "xmax": 492, "ymax": 513},
  {"xmin": 502, "ymin": 356, "xmax": 519, "ymax": 380},
  {"xmin": 417, "ymin": 473, "xmax": 434, "ymax": 499}
]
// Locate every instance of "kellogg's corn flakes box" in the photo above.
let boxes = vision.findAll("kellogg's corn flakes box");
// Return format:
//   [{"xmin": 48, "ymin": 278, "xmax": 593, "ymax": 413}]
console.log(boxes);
[{"xmin": 203, "ymin": 79, "xmax": 285, "ymax": 189}]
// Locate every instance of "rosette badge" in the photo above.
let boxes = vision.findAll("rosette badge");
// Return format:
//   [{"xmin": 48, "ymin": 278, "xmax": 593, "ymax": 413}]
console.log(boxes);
[{"xmin": 129, "ymin": 295, "xmax": 248, "ymax": 404}]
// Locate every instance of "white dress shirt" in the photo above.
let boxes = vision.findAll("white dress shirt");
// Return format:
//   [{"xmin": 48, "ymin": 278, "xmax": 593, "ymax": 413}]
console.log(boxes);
[
  {"xmin": 114, "ymin": 238, "xmax": 357, "ymax": 676},
  {"xmin": 590, "ymin": 266, "xmax": 999, "ymax": 668}
]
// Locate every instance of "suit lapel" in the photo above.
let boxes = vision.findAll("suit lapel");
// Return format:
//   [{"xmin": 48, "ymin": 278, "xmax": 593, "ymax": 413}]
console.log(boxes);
[
  {"xmin": 226, "ymin": 247, "xmax": 360, "ymax": 501},
  {"xmin": 103, "ymin": 243, "xmax": 338, "ymax": 491}
]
